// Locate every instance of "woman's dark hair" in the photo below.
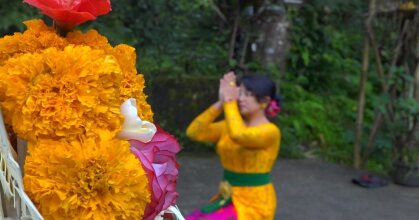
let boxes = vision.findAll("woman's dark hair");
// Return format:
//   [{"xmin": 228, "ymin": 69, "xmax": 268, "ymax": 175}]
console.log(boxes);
[{"xmin": 237, "ymin": 74, "xmax": 281, "ymax": 106}]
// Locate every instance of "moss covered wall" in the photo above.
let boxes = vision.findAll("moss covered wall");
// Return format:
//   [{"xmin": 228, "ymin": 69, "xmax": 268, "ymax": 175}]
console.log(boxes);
[{"xmin": 145, "ymin": 75, "xmax": 219, "ymax": 150}]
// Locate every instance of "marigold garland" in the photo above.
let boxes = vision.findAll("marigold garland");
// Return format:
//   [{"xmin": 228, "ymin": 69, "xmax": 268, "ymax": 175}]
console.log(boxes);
[
  {"xmin": 24, "ymin": 135, "xmax": 151, "ymax": 220},
  {"xmin": 0, "ymin": 18, "xmax": 165, "ymax": 219},
  {"xmin": 0, "ymin": 19, "xmax": 153, "ymax": 141}
]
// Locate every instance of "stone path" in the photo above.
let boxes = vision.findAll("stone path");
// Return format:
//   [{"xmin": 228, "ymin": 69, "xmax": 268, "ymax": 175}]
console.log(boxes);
[{"xmin": 176, "ymin": 154, "xmax": 419, "ymax": 220}]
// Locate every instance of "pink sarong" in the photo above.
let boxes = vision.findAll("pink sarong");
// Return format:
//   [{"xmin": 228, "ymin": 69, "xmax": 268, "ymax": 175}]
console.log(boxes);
[{"xmin": 186, "ymin": 204, "xmax": 237, "ymax": 220}]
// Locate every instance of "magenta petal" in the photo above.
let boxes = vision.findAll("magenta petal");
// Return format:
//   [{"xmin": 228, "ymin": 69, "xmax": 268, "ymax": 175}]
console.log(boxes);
[
  {"xmin": 153, "ymin": 163, "xmax": 167, "ymax": 176},
  {"xmin": 129, "ymin": 125, "xmax": 180, "ymax": 220}
]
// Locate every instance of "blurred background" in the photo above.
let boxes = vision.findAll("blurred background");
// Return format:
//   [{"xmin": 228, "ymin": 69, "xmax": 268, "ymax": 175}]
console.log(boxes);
[{"xmin": 1, "ymin": 0, "xmax": 418, "ymax": 186}]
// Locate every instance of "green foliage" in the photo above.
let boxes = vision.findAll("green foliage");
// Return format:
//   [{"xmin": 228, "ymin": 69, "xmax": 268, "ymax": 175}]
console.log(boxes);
[
  {"xmin": 0, "ymin": 0, "xmax": 39, "ymax": 35},
  {"xmin": 277, "ymin": 0, "xmax": 396, "ymax": 174},
  {"xmin": 0, "ymin": 0, "xmax": 405, "ymax": 174},
  {"xmin": 276, "ymin": 77, "xmax": 357, "ymax": 163},
  {"xmin": 277, "ymin": 1, "xmax": 368, "ymax": 163},
  {"xmin": 84, "ymin": 0, "xmax": 229, "ymax": 77},
  {"xmin": 286, "ymin": 1, "xmax": 364, "ymax": 94},
  {"xmin": 0, "ymin": 0, "xmax": 229, "ymax": 77}
]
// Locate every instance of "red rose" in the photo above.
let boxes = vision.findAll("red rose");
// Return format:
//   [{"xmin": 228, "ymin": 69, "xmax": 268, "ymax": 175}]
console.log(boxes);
[
  {"xmin": 130, "ymin": 126, "xmax": 180, "ymax": 220},
  {"xmin": 24, "ymin": 0, "xmax": 111, "ymax": 30}
]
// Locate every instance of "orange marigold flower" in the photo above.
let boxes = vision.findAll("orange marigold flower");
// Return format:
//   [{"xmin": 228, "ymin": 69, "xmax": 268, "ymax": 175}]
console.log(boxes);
[
  {"xmin": 24, "ymin": 135, "xmax": 151, "ymax": 220},
  {"xmin": 0, "ymin": 19, "xmax": 67, "ymax": 65},
  {"xmin": 0, "ymin": 19, "xmax": 154, "ymax": 140},
  {"xmin": 1, "ymin": 46, "xmax": 123, "ymax": 141},
  {"xmin": 66, "ymin": 29, "xmax": 112, "ymax": 50},
  {"xmin": 111, "ymin": 45, "xmax": 154, "ymax": 122}
]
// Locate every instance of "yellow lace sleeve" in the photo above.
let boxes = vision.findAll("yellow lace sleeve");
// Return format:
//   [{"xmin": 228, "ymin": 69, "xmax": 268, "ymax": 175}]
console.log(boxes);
[
  {"xmin": 223, "ymin": 101, "xmax": 279, "ymax": 148},
  {"xmin": 186, "ymin": 105, "xmax": 224, "ymax": 143}
]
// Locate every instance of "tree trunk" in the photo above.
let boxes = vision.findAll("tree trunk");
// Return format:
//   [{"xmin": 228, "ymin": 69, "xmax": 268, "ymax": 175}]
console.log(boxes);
[{"xmin": 251, "ymin": 3, "xmax": 289, "ymax": 77}]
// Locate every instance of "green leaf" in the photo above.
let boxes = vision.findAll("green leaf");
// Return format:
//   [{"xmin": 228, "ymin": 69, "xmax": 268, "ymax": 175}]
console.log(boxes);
[{"xmin": 302, "ymin": 49, "xmax": 310, "ymax": 66}]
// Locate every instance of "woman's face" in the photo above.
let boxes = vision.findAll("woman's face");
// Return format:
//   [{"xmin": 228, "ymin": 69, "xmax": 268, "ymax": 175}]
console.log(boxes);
[{"xmin": 238, "ymin": 85, "xmax": 263, "ymax": 118}]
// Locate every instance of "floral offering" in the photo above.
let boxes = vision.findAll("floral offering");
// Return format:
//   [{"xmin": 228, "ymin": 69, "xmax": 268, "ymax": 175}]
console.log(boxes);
[{"xmin": 0, "ymin": 0, "xmax": 181, "ymax": 219}]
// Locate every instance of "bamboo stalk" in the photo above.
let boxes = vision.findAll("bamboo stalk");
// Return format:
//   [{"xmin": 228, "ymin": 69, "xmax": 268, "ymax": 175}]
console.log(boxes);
[
  {"xmin": 366, "ymin": 21, "xmax": 386, "ymax": 91},
  {"xmin": 228, "ymin": 1, "xmax": 241, "ymax": 61},
  {"xmin": 239, "ymin": 33, "xmax": 250, "ymax": 66},
  {"xmin": 210, "ymin": 0, "xmax": 227, "ymax": 22},
  {"xmin": 354, "ymin": 37, "xmax": 370, "ymax": 169},
  {"xmin": 362, "ymin": 112, "xmax": 383, "ymax": 165},
  {"xmin": 362, "ymin": 9, "xmax": 415, "ymax": 165},
  {"xmin": 353, "ymin": 0, "xmax": 376, "ymax": 168}
]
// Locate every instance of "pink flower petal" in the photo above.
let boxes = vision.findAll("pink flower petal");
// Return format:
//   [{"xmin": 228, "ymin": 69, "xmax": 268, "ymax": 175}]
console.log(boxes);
[{"xmin": 129, "ymin": 125, "xmax": 180, "ymax": 220}]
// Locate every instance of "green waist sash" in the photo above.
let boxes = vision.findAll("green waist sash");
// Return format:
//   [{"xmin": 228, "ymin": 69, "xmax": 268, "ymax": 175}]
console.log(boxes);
[
  {"xmin": 201, "ymin": 169, "xmax": 271, "ymax": 213},
  {"xmin": 223, "ymin": 169, "xmax": 271, "ymax": 186}
]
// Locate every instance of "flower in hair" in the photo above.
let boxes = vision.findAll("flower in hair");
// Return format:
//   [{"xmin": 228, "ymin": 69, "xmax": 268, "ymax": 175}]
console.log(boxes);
[{"xmin": 266, "ymin": 100, "xmax": 281, "ymax": 117}]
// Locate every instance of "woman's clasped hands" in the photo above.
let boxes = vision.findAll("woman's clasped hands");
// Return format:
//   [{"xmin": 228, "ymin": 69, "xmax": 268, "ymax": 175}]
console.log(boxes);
[{"xmin": 219, "ymin": 71, "xmax": 239, "ymax": 103}]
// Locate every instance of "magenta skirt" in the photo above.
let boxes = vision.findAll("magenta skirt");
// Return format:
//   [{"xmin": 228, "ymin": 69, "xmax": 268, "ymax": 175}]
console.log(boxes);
[{"xmin": 186, "ymin": 204, "xmax": 237, "ymax": 220}]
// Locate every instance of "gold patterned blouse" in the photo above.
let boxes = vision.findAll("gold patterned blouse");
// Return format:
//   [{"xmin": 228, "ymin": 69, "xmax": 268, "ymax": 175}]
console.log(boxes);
[{"xmin": 186, "ymin": 101, "xmax": 281, "ymax": 220}]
